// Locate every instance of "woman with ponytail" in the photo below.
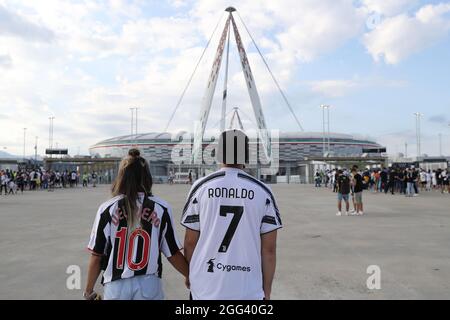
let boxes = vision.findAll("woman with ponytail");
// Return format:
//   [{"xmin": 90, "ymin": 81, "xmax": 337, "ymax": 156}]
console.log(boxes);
[{"xmin": 84, "ymin": 149, "xmax": 188, "ymax": 300}]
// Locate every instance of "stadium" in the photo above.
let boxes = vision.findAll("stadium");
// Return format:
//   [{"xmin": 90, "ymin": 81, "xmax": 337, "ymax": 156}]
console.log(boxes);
[
  {"xmin": 88, "ymin": 8, "xmax": 386, "ymax": 183},
  {"xmin": 89, "ymin": 131, "xmax": 383, "ymax": 183}
]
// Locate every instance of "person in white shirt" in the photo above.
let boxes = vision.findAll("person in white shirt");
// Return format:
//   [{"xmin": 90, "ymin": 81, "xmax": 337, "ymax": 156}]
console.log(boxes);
[
  {"xmin": 182, "ymin": 129, "xmax": 282, "ymax": 300},
  {"xmin": 0, "ymin": 172, "xmax": 8, "ymax": 195},
  {"xmin": 432, "ymin": 170, "xmax": 437, "ymax": 190},
  {"xmin": 441, "ymin": 170, "xmax": 449, "ymax": 194},
  {"xmin": 425, "ymin": 170, "xmax": 432, "ymax": 191},
  {"xmin": 419, "ymin": 170, "xmax": 427, "ymax": 191}
]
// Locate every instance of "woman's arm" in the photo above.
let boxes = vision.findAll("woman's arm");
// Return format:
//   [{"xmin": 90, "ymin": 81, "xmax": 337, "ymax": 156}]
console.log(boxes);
[{"xmin": 84, "ymin": 254, "xmax": 102, "ymax": 297}]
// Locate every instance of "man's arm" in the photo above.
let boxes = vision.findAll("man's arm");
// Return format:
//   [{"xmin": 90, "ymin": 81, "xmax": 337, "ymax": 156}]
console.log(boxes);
[
  {"xmin": 183, "ymin": 229, "xmax": 200, "ymax": 289},
  {"xmin": 167, "ymin": 250, "xmax": 189, "ymax": 277},
  {"xmin": 184, "ymin": 229, "xmax": 200, "ymax": 264},
  {"xmin": 261, "ymin": 230, "xmax": 277, "ymax": 300}
]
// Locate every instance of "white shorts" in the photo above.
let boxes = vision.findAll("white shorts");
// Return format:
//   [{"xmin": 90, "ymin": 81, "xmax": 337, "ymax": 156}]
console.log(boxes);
[{"xmin": 104, "ymin": 274, "xmax": 164, "ymax": 300}]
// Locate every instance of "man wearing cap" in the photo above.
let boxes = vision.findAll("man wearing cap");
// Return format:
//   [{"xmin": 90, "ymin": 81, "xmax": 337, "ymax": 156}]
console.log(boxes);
[{"xmin": 181, "ymin": 129, "xmax": 282, "ymax": 300}]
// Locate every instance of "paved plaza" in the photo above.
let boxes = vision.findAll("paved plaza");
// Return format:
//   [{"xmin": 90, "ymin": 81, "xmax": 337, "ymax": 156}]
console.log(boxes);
[{"xmin": 0, "ymin": 183, "xmax": 449, "ymax": 299}]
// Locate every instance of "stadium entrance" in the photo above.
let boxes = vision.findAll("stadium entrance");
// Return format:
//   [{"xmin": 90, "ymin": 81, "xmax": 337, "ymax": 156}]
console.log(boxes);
[{"xmin": 44, "ymin": 157, "xmax": 121, "ymax": 184}]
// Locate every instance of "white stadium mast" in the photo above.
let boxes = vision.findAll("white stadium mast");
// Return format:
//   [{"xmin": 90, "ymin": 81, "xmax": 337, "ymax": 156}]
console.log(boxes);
[
  {"xmin": 165, "ymin": 7, "xmax": 303, "ymax": 164},
  {"xmin": 193, "ymin": 7, "xmax": 272, "ymax": 163}
]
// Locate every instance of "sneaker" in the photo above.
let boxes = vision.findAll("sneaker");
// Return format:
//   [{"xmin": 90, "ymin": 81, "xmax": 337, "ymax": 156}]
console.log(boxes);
[
  {"xmin": 336, "ymin": 212, "xmax": 342, "ymax": 216},
  {"xmin": 345, "ymin": 211, "xmax": 350, "ymax": 216},
  {"xmin": 358, "ymin": 211, "xmax": 364, "ymax": 216},
  {"xmin": 349, "ymin": 209, "xmax": 355, "ymax": 213}
]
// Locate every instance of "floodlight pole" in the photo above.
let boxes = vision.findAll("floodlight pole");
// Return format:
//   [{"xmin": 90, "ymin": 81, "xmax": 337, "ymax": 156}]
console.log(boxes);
[
  {"xmin": 320, "ymin": 105, "xmax": 330, "ymax": 156},
  {"xmin": 23, "ymin": 128, "xmax": 27, "ymax": 162},
  {"xmin": 413, "ymin": 112, "xmax": 423, "ymax": 158}
]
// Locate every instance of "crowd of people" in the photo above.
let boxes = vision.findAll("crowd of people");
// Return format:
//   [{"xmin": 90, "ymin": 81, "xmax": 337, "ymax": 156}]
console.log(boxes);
[
  {"xmin": 316, "ymin": 166, "xmax": 449, "ymax": 195},
  {"xmin": 314, "ymin": 166, "xmax": 450, "ymax": 216},
  {"xmin": 0, "ymin": 168, "xmax": 108, "ymax": 195}
]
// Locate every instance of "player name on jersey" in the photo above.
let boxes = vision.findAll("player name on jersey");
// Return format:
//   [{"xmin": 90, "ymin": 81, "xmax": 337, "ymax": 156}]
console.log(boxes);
[
  {"xmin": 111, "ymin": 206, "xmax": 161, "ymax": 227},
  {"xmin": 207, "ymin": 187, "xmax": 255, "ymax": 199}
]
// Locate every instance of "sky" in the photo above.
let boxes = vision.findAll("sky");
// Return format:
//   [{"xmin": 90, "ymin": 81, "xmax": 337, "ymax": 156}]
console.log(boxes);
[{"xmin": 0, "ymin": 0, "xmax": 449, "ymax": 158}]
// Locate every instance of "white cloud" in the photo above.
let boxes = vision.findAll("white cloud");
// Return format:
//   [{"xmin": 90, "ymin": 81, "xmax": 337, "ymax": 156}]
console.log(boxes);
[
  {"xmin": 0, "ymin": 4, "xmax": 55, "ymax": 42},
  {"xmin": 269, "ymin": 0, "xmax": 366, "ymax": 62},
  {"xmin": 168, "ymin": 0, "xmax": 190, "ymax": 9},
  {"xmin": 309, "ymin": 79, "xmax": 359, "ymax": 98},
  {"xmin": 362, "ymin": 0, "xmax": 418, "ymax": 16},
  {"xmin": 0, "ymin": 0, "xmax": 448, "ymax": 156},
  {"xmin": 307, "ymin": 77, "xmax": 407, "ymax": 98},
  {"xmin": 191, "ymin": 0, "xmax": 367, "ymax": 62},
  {"xmin": 363, "ymin": 3, "xmax": 450, "ymax": 64},
  {"xmin": 0, "ymin": 54, "xmax": 12, "ymax": 68}
]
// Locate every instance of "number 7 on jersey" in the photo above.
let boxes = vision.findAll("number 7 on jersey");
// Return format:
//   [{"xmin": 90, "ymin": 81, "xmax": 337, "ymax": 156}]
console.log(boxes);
[{"xmin": 218, "ymin": 205, "xmax": 243, "ymax": 253}]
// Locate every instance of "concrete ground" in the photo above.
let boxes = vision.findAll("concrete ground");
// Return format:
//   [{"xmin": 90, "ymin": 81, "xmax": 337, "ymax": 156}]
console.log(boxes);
[{"xmin": 0, "ymin": 183, "xmax": 449, "ymax": 300}]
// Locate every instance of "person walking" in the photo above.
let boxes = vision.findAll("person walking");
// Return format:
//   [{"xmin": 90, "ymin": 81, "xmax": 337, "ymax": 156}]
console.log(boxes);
[
  {"xmin": 387, "ymin": 168, "xmax": 396, "ymax": 195},
  {"xmin": 91, "ymin": 171, "xmax": 97, "ymax": 187},
  {"xmin": 432, "ymin": 170, "xmax": 438, "ymax": 190},
  {"xmin": 82, "ymin": 173, "xmax": 89, "ymax": 187},
  {"xmin": 0, "ymin": 171, "xmax": 8, "ymax": 195},
  {"xmin": 405, "ymin": 168, "xmax": 415, "ymax": 197},
  {"xmin": 84, "ymin": 149, "xmax": 188, "ymax": 300},
  {"xmin": 16, "ymin": 172, "xmax": 25, "ymax": 194},
  {"xmin": 181, "ymin": 130, "xmax": 282, "ymax": 300},
  {"xmin": 351, "ymin": 167, "xmax": 364, "ymax": 215},
  {"xmin": 336, "ymin": 170, "xmax": 351, "ymax": 216},
  {"xmin": 441, "ymin": 169, "xmax": 449, "ymax": 194}
]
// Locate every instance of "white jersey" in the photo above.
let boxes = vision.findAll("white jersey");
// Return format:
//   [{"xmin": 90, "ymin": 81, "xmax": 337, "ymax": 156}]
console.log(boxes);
[
  {"xmin": 181, "ymin": 167, "xmax": 282, "ymax": 300},
  {"xmin": 87, "ymin": 193, "xmax": 182, "ymax": 284}
]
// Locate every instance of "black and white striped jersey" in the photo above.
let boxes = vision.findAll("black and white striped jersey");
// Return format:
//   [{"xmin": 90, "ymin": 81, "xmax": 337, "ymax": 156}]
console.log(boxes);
[
  {"xmin": 87, "ymin": 193, "xmax": 181, "ymax": 284},
  {"xmin": 181, "ymin": 167, "xmax": 282, "ymax": 300}
]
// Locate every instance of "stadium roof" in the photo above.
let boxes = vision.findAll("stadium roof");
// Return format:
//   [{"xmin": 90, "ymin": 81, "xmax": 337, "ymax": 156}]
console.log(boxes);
[{"xmin": 91, "ymin": 131, "xmax": 378, "ymax": 147}]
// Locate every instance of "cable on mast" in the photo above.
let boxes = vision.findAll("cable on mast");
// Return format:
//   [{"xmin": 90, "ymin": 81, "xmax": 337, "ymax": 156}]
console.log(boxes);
[
  {"xmin": 236, "ymin": 12, "xmax": 304, "ymax": 131},
  {"xmin": 164, "ymin": 12, "xmax": 225, "ymax": 132}
]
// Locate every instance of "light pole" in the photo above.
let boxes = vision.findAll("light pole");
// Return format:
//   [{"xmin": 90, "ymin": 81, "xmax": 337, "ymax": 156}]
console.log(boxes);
[
  {"xmin": 129, "ymin": 107, "xmax": 139, "ymax": 147},
  {"xmin": 327, "ymin": 106, "xmax": 331, "ymax": 153},
  {"xmin": 130, "ymin": 107, "xmax": 135, "ymax": 138},
  {"xmin": 135, "ymin": 107, "xmax": 139, "ymax": 147},
  {"xmin": 23, "ymin": 128, "xmax": 27, "ymax": 162},
  {"xmin": 320, "ymin": 105, "xmax": 330, "ymax": 155},
  {"xmin": 439, "ymin": 133, "xmax": 442, "ymax": 156},
  {"xmin": 35, "ymin": 136, "xmax": 38, "ymax": 163},
  {"xmin": 48, "ymin": 116, "xmax": 55, "ymax": 149},
  {"xmin": 413, "ymin": 112, "xmax": 423, "ymax": 158}
]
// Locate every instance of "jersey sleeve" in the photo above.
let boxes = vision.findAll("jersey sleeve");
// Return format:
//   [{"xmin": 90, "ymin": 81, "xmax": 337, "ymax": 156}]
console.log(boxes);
[
  {"xmin": 261, "ymin": 190, "xmax": 283, "ymax": 235},
  {"xmin": 180, "ymin": 184, "xmax": 201, "ymax": 231},
  {"xmin": 87, "ymin": 204, "xmax": 111, "ymax": 256},
  {"xmin": 160, "ymin": 205, "xmax": 183, "ymax": 258}
]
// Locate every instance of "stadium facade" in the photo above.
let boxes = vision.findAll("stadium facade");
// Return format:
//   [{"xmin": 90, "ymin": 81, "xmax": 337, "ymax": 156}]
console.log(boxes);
[{"xmin": 89, "ymin": 131, "xmax": 383, "ymax": 182}]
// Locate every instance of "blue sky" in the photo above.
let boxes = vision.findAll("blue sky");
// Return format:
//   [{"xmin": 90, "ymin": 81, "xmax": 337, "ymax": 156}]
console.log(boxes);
[{"xmin": 0, "ymin": 0, "xmax": 449, "ymax": 157}]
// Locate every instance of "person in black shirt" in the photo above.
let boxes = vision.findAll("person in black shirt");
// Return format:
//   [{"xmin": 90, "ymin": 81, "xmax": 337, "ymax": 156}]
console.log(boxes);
[
  {"xmin": 380, "ymin": 168, "xmax": 388, "ymax": 193},
  {"xmin": 387, "ymin": 169, "xmax": 396, "ymax": 195},
  {"xmin": 405, "ymin": 168, "xmax": 415, "ymax": 197},
  {"xmin": 351, "ymin": 168, "xmax": 364, "ymax": 215},
  {"xmin": 397, "ymin": 170, "xmax": 405, "ymax": 194},
  {"xmin": 16, "ymin": 173, "xmax": 24, "ymax": 194},
  {"xmin": 333, "ymin": 171, "xmax": 339, "ymax": 193},
  {"xmin": 336, "ymin": 170, "xmax": 351, "ymax": 216},
  {"xmin": 411, "ymin": 168, "xmax": 419, "ymax": 195}
]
